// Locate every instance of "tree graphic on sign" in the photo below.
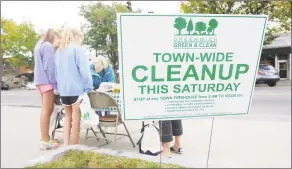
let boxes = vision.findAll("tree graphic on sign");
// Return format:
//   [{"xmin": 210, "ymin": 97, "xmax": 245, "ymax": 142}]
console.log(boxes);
[
  {"xmin": 208, "ymin": 19, "xmax": 218, "ymax": 35},
  {"xmin": 207, "ymin": 27, "xmax": 213, "ymax": 35},
  {"xmin": 186, "ymin": 18, "xmax": 194, "ymax": 35},
  {"xmin": 195, "ymin": 21, "xmax": 207, "ymax": 35},
  {"xmin": 174, "ymin": 17, "xmax": 187, "ymax": 35}
]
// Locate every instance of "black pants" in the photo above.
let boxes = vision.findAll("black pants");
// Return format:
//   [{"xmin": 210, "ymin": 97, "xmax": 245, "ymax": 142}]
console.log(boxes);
[{"xmin": 159, "ymin": 120, "xmax": 183, "ymax": 143}]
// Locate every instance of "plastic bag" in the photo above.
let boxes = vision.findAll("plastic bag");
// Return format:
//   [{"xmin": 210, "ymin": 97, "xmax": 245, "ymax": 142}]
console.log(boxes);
[
  {"xmin": 139, "ymin": 123, "xmax": 162, "ymax": 156},
  {"xmin": 80, "ymin": 93, "xmax": 99, "ymax": 129}
]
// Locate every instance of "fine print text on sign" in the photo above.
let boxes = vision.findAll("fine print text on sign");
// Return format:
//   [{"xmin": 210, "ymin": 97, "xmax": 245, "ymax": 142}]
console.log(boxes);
[{"xmin": 117, "ymin": 14, "xmax": 268, "ymax": 120}]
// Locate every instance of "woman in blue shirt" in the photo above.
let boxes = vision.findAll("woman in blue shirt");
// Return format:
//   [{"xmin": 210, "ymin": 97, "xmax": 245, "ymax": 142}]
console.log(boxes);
[
  {"xmin": 90, "ymin": 56, "xmax": 116, "ymax": 116},
  {"xmin": 89, "ymin": 56, "xmax": 116, "ymax": 90},
  {"xmin": 55, "ymin": 28, "xmax": 93, "ymax": 146}
]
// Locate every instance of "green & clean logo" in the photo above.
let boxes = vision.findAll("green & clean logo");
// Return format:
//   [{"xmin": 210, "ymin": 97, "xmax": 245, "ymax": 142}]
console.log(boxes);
[{"xmin": 173, "ymin": 17, "xmax": 219, "ymax": 49}]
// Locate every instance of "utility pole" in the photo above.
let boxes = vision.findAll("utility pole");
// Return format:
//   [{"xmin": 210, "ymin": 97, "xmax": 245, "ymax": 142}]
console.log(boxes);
[{"xmin": 126, "ymin": 1, "xmax": 132, "ymax": 11}]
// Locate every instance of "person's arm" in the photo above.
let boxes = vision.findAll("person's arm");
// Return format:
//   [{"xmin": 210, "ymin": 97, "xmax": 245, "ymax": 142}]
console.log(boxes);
[
  {"xmin": 75, "ymin": 47, "xmax": 93, "ymax": 93},
  {"xmin": 42, "ymin": 43, "xmax": 57, "ymax": 89}
]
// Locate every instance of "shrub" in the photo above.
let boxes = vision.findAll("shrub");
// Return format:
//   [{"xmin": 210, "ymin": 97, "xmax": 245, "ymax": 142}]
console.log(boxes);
[{"xmin": 28, "ymin": 150, "xmax": 182, "ymax": 168}]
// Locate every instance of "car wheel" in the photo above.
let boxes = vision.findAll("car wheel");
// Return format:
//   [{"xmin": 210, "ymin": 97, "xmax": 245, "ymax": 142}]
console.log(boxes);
[{"xmin": 268, "ymin": 81, "xmax": 277, "ymax": 87}]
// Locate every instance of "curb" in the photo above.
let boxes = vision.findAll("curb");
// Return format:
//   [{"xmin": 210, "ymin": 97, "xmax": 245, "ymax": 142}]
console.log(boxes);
[{"xmin": 1, "ymin": 104, "xmax": 41, "ymax": 108}]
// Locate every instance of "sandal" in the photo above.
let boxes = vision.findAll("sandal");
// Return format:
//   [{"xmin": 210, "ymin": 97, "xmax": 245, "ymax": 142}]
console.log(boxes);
[{"xmin": 170, "ymin": 146, "xmax": 183, "ymax": 154}]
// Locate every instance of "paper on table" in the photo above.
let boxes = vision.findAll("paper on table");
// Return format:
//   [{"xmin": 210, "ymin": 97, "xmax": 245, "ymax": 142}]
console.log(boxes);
[{"xmin": 97, "ymin": 82, "xmax": 118, "ymax": 92}]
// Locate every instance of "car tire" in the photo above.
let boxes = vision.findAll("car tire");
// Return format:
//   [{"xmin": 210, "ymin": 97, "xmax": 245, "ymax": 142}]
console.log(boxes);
[{"xmin": 268, "ymin": 81, "xmax": 277, "ymax": 87}]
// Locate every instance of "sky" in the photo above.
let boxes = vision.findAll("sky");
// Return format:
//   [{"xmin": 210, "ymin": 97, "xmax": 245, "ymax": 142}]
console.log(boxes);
[{"xmin": 1, "ymin": 1, "xmax": 182, "ymax": 33}]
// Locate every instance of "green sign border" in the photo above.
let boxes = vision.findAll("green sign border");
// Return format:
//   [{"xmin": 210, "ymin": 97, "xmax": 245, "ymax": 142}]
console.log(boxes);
[{"xmin": 118, "ymin": 14, "xmax": 268, "ymax": 120}]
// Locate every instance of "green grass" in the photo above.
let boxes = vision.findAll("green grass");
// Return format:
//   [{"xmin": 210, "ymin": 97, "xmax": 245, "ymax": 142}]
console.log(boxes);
[{"xmin": 28, "ymin": 150, "xmax": 182, "ymax": 168}]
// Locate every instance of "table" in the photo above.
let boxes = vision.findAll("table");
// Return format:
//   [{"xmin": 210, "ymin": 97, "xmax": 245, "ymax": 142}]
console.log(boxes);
[{"xmin": 96, "ymin": 91, "xmax": 121, "ymax": 112}]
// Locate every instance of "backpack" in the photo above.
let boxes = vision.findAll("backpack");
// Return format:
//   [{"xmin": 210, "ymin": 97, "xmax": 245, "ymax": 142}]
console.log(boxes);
[{"xmin": 137, "ymin": 121, "xmax": 162, "ymax": 156}]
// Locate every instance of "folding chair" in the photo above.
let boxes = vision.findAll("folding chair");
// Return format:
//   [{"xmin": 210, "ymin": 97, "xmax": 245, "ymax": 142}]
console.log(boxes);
[{"xmin": 85, "ymin": 91, "xmax": 135, "ymax": 149}]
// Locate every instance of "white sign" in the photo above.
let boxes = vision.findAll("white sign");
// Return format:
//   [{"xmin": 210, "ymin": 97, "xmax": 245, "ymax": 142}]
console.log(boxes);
[{"xmin": 117, "ymin": 14, "xmax": 268, "ymax": 120}]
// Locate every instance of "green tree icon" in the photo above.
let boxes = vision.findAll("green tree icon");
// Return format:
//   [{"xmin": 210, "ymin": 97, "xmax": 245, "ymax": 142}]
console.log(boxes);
[
  {"xmin": 186, "ymin": 18, "xmax": 194, "ymax": 35},
  {"xmin": 207, "ymin": 27, "xmax": 213, "ymax": 35},
  {"xmin": 195, "ymin": 21, "xmax": 207, "ymax": 35},
  {"xmin": 208, "ymin": 19, "xmax": 218, "ymax": 35},
  {"xmin": 174, "ymin": 17, "xmax": 187, "ymax": 35}
]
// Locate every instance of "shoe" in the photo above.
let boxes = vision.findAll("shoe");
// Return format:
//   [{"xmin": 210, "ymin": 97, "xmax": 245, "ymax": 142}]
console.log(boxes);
[
  {"xmin": 49, "ymin": 137, "xmax": 60, "ymax": 143},
  {"xmin": 40, "ymin": 140, "xmax": 61, "ymax": 151},
  {"xmin": 170, "ymin": 146, "xmax": 183, "ymax": 154}
]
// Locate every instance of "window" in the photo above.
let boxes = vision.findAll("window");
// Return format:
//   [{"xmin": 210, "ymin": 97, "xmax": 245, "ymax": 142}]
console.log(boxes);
[{"xmin": 279, "ymin": 62, "xmax": 287, "ymax": 70}]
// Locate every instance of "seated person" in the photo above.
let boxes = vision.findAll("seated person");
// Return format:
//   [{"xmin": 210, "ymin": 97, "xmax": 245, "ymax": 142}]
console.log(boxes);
[
  {"xmin": 90, "ymin": 56, "xmax": 116, "ymax": 116},
  {"xmin": 89, "ymin": 56, "xmax": 116, "ymax": 90}
]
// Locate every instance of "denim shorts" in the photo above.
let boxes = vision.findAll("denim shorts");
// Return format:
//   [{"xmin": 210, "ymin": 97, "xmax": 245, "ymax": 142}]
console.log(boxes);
[{"xmin": 159, "ymin": 120, "xmax": 183, "ymax": 143}]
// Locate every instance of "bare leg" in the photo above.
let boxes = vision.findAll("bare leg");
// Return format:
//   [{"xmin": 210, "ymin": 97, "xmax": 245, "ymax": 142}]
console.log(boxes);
[
  {"xmin": 71, "ymin": 102, "xmax": 81, "ymax": 144},
  {"xmin": 40, "ymin": 90, "xmax": 54, "ymax": 141},
  {"xmin": 174, "ymin": 136, "xmax": 181, "ymax": 148},
  {"xmin": 161, "ymin": 142, "xmax": 171, "ymax": 157},
  {"xmin": 64, "ymin": 106, "xmax": 72, "ymax": 146}
]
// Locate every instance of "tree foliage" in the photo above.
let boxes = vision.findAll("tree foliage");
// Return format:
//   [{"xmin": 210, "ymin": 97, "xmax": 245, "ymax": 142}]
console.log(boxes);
[
  {"xmin": 195, "ymin": 21, "xmax": 207, "ymax": 35},
  {"xmin": 180, "ymin": 1, "xmax": 291, "ymax": 44},
  {"xmin": 1, "ymin": 17, "xmax": 39, "ymax": 69},
  {"xmin": 187, "ymin": 19, "xmax": 194, "ymax": 35},
  {"xmin": 208, "ymin": 19, "xmax": 218, "ymax": 35},
  {"xmin": 174, "ymin": 17, "xmax": 187, "ymax": 35},
  {"xmin": 79, "ymin": 2, "xmax": 139, "ymax": 67}
]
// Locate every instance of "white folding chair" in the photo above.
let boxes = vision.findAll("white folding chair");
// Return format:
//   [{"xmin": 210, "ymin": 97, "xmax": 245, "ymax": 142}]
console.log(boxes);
[{"xmin": 85, "ymin": 91, "xmax": 135, "ymax": 149}]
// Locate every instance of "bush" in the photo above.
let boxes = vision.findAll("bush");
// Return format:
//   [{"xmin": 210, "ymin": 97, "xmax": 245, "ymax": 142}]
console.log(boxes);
[{"xmin": 28, "ymin": 150, "xmax": 182, "ymax": 168}]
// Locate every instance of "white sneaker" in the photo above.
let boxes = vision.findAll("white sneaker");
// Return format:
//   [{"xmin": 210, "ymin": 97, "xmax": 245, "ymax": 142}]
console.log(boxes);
[{"xmin": 39, "ymin": 140, "xmax": 61, "ymax": 151}]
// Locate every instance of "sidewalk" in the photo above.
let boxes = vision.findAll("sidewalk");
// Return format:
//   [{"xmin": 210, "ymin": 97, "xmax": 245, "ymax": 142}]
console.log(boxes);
[{"xmin": 1, "ymin": 106, "xmax": 291, "ymax": 168}]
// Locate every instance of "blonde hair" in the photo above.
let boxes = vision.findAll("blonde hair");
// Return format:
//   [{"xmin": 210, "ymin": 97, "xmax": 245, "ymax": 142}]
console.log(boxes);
[
  {"xmin": 57, "ymin": 28, "xmax": 84, "ymax": 52},
  {"xmin": 93, "ymin": 56, "xmax": 109, "ymax": 69},
  {"xmin": 43, "ymin": 29, "xmax": 60, "ymax": 44}
]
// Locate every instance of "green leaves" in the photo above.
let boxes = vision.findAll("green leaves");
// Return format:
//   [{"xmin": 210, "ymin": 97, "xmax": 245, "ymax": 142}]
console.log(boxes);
[
  {"xmin": 1, "ymin": 17, "xmax": 39, "ymax": 69},
  {"xmin": 180, "ymin": 1, "xmax": 291, "ymax": 44},
  {"xmin": 79, "ymin": 2, "xmax": 136, "ymax": 67}
]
